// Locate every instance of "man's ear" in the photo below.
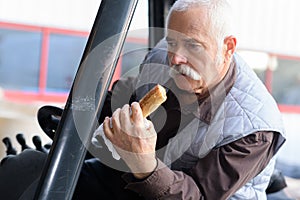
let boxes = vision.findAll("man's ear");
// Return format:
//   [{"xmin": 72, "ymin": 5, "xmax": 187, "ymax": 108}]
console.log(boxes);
[{"xmin": 223, "ymin": 36, "xmax": 237, "ymax": 62}]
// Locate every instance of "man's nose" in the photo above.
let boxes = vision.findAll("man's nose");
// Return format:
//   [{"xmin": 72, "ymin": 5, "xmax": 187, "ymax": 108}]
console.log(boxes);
[{"xmin": 169, "ymin": 52, "xmax": 187, "ymax": 65}]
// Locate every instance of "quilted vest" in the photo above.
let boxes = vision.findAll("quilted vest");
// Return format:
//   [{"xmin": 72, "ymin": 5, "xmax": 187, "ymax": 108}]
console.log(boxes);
[{"xmin": 158, "ymin": 54, "xmax": 285, "ymax": 199}]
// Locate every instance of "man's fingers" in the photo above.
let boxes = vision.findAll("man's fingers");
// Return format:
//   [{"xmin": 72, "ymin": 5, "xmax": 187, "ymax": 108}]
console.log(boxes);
[
  {"xmin": 131, "ymin": 102, "xmax": 144, "ymax": 126},
  {"xmin": 111, "ymin": 108, "xmax": 121, "ymax": 130},
  {"xmin": 105, "ymin": 103, "xmax": 153, "ymax": 139},
  {"xmin": 103, "ymin": 117, "xmax": 113, "ymax": 139},
  {"xmin": 120, "ymin": 104, "xmax": 131, "ymax": 126}
]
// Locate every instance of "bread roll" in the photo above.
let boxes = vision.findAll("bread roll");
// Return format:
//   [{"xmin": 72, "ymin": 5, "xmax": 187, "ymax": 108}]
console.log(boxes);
[{"xmin": 139, "ymin": 84, "xmax": 167, "ymax": 118}]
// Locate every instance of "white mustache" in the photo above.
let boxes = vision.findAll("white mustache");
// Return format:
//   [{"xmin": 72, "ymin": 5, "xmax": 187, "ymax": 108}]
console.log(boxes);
[{"xmin": 169, "ymin": 65, "xmax": 202, "ymax": 81}]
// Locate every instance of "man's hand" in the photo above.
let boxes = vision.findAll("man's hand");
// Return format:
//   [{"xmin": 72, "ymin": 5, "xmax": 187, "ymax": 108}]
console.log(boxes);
[{"xmin": 103, "ymin": 102, "xmax": 157, "ymax": 179}]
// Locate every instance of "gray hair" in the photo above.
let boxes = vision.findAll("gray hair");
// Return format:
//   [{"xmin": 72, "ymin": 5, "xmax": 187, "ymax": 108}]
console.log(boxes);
[{"xmin": 166, "ymin": 0, "xmax": 234, "ymax": 47}]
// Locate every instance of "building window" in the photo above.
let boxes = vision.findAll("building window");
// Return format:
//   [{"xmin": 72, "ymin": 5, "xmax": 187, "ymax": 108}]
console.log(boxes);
[
  {"xmin": 47, "ymin": 34, "xmax": 87, "ymax": 93},
  {"xmin": 0, "ymin": 28, "xmax": 41, "ymax": 91},
  {"xmin": 272, "ymin": 58, "xmax": 300, "ymax": 105}
]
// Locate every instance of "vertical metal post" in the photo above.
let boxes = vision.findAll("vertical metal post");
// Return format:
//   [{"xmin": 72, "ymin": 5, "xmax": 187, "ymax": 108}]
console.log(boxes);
[
  {"xmin": 148, "ymin": 0, "xmax": 175, "ymax": 47},
  {"xmin": 34, "ymin": 0, "xmax": 138, "ymax": 199}
]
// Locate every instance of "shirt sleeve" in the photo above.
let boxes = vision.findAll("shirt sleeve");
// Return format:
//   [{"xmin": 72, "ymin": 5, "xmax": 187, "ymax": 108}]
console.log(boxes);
[{"xmin": 122, "ymin": 131, "xmax": 282, "ymax": 200}]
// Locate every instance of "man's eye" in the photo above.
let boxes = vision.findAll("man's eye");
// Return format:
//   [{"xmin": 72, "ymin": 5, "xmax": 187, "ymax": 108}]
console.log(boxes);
[
  {"xmin": 187, "ymin": 43, "xmax": 203, "ymax": 51},
  {"xmin": 167, "ymin": 41, "xmax": 177, "ymax": 48}
]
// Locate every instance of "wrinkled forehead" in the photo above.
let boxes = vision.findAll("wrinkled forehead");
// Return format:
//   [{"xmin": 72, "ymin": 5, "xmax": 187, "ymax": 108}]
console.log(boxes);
[{"xmin": 166, "ymin": 29, "xmax": 190, "ymax": 41}]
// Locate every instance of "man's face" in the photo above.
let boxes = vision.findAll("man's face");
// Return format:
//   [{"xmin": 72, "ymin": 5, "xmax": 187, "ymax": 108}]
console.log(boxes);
[{"xmin": 166, "ymin": 7, "xmax": 226, "ymax": 95}]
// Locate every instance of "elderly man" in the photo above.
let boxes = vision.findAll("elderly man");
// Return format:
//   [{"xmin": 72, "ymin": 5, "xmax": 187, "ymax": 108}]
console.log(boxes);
[
  {"xmin": 92, "ymin": 0, "xmax": 286, "ymax": 199},
  {"xmin": 0, "ymin": 0, "xmax": 286, "ymax": 199}
]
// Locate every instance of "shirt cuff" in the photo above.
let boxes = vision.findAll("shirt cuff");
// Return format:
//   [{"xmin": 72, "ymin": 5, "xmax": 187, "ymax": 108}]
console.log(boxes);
[{"xmin": 122, "ymin": 159, "xmax": 174, "ymax": 199}]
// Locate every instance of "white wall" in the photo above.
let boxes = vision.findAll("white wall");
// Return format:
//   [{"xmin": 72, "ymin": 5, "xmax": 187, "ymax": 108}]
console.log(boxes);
[
  {"xmin": 0, "ymin": 0, "xmax": 149, "ymax": 33},
  {"xmin": 0, "ymin": 0, "xmax": 101, "ymax": 31},
  {"xmin": 229, "ymin": 0, "xmax": 300, "ymax": 57}
]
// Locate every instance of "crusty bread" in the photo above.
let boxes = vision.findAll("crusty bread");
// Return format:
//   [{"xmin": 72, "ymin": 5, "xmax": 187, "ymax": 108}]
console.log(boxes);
[{"xmin": 139, "ymin": 84, "xmax": 167, "ymax": 118}]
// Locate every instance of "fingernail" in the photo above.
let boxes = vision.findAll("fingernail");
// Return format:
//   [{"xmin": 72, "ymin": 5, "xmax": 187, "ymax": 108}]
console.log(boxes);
[{"xmin": 131, "ymin": 102, "xmax": 137, "ymax": 106}]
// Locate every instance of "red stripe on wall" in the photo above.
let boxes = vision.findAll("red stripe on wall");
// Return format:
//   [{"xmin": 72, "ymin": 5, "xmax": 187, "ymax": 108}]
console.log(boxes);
[
  {"xmin": 0, "ymin": 21, "xmax": 42, "ymax": 32},
  {"xmin": 278, "ymin": 104, "xmax": 300, "ymax": 113},
  {"xmin": 39, "ymin": 28, "xmax": 50, "ymax": 94},
  {"xmin": 0, "ymin": 21, "xmax": 89, "ymax": 36},
  {"xmin": 3, "ymin": 90, "xmax": 68, "ymax": 103}
]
